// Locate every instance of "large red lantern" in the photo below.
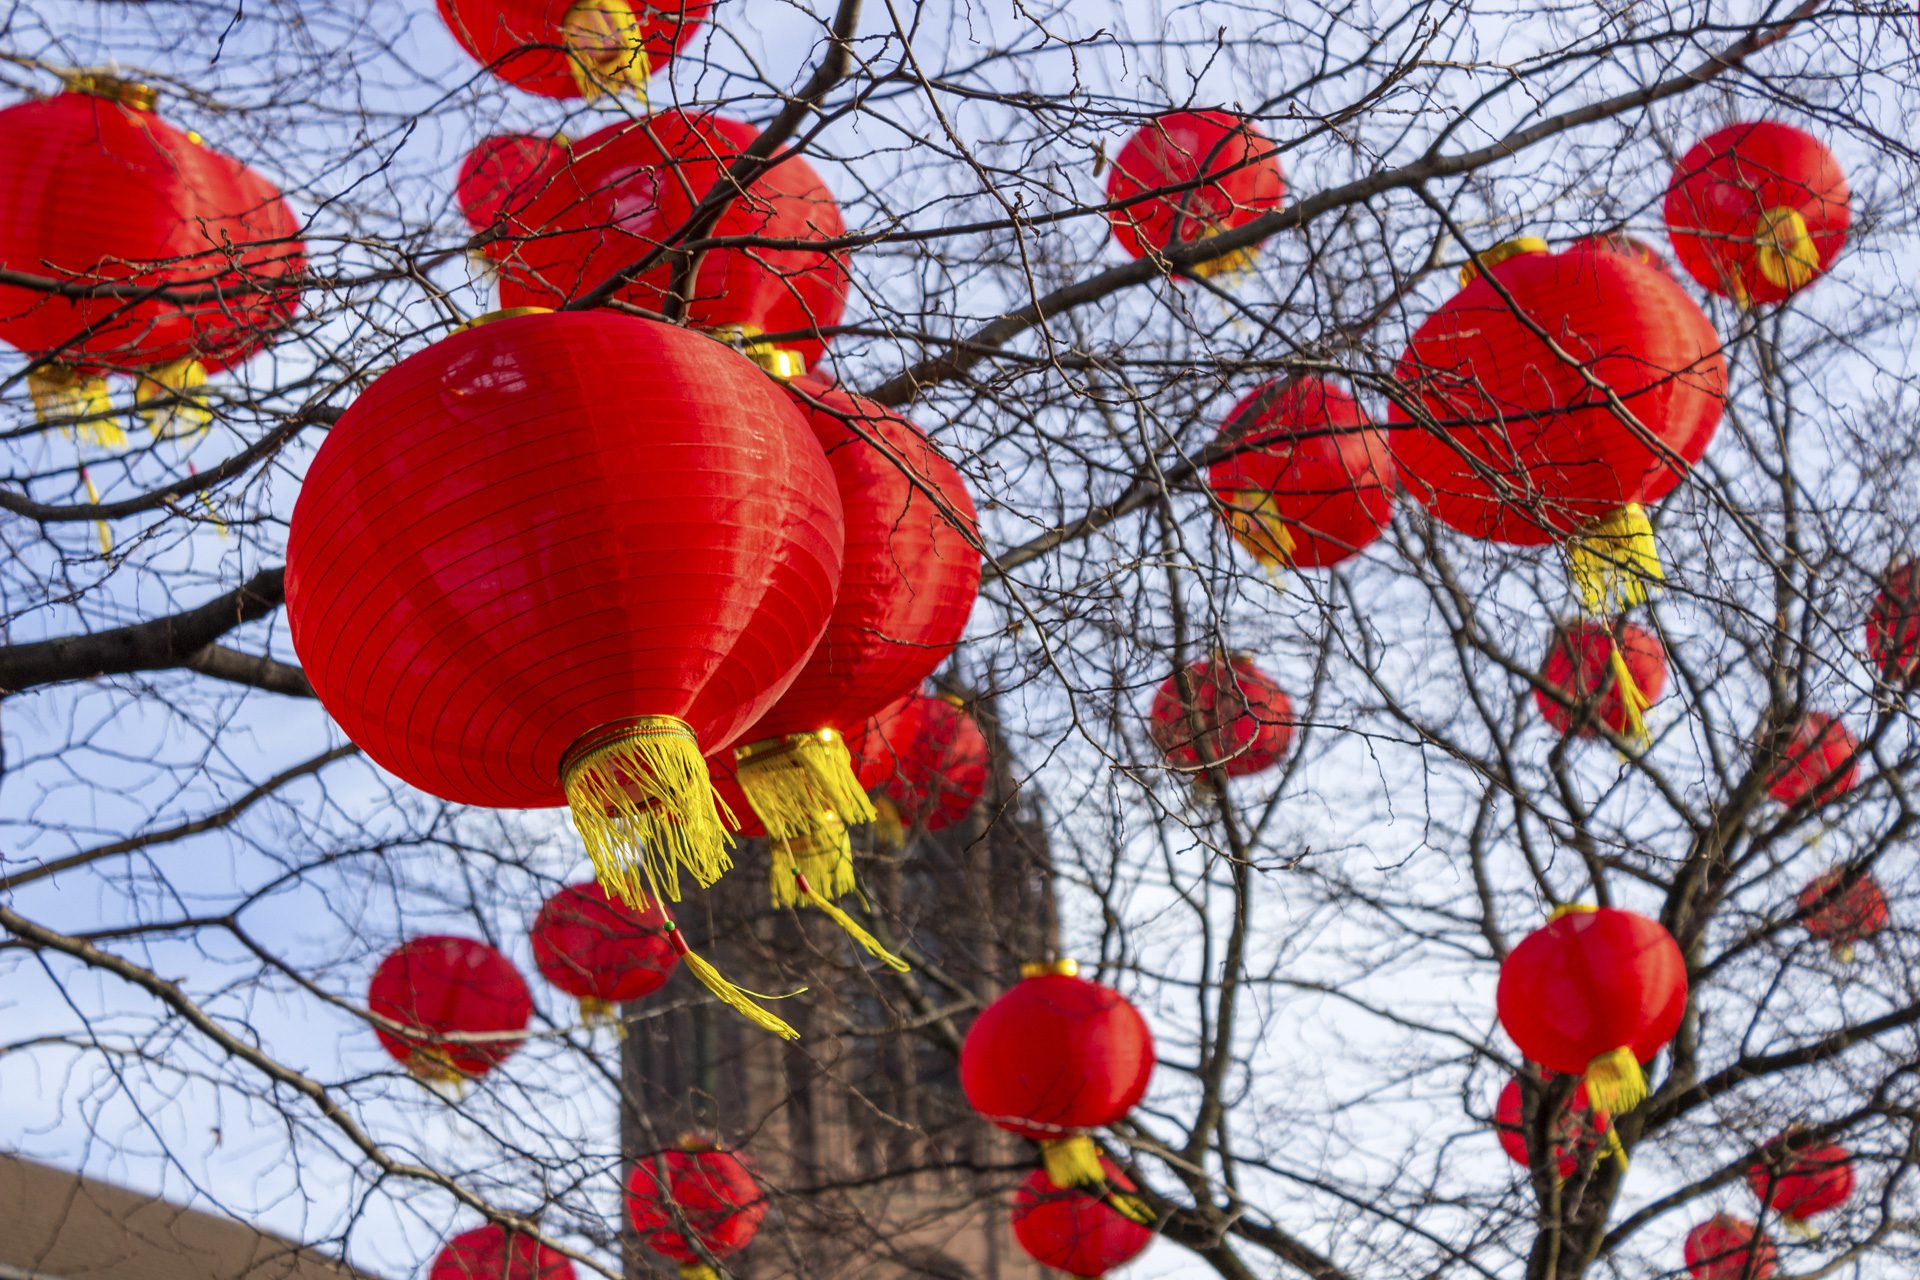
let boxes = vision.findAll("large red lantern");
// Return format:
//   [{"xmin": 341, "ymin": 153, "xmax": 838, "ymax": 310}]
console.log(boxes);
[
  {"xmin": 1206, "ymin": 377, "xmax": 1394, "ymax": 572},
  {"xmin": 1147, "ymin": 654, "xmax": 1293, "ymax": 780},
  {"xmin": 530, "ymin": 882, "xmax": 678, "ymax": 1021},
  {"xmin": 854, "ymin": 692, "xmax": 991, "ymax": 841},
  {"xmin": 626, "ymin": 1138, "xmax": 766, "ymax": 1280},
  {"xmin": 1534, "ymin": 621, "xmax": 1668, "ymax": 743},
  {"xmin": 960, "ymin": 960, "xmax": 1155, "ymax": 1189},
  {"xmin": 1796, "ymin": 869, "xmax": 1887, "ymax": 963},
  {"xmin": 1492, "ymin": 1076, "xmax": 1613, "ymax": 1179},
  {"xmin": 1496, "ymin": 906, "xmax": 1687, "ymax": 1114},
  {"xmin": 1866, "ymin": 558, "xmax": 1920, "ymax": 685},
  {"xmin": 457, "ymin": 133, "xmax": 570, "ymax": 264},
  {"xmin": 1666, "ymin": 122, "xmax": 1849, "ymax": 307},
  {"xmin": 287, "ymin": 309, "xmax": 843, "ymax": 1038},
  {"xmin": 1389, "ymin": 239, "xmax": 1726, "ymax": 612},
  {"xmin": 429, "ymin": 1224, "xmax": 575, "ymax": 1280},
  {"xmin": 367, "ymin": 936, "xmax": 532, "ymax": 1083},
  {"xmin": 1011, "ymin": 1160, "xmax": 1155, "ymax": 1278},
  {"xmin": 436, "ymin": 0, "xmax": 709, "ymax": 100},
  {"xmin": 1104, "ymin": 110, "xmax": 1284, "ymax": 278},
  {"xmin": 0, "ymin": 79, "xmax": 305, "ymax": 441},
  {"xmin": 1747, "ymin": 1134, "xmax": 1854, "ymax": 1232},
  {"xmin": 1684, "ymin": 1215, "xmax": 1776, "ymax": 1280},
  {"xmin": 1575, "ymin": 232, "xmax": 1676, "ymax": 276},
  {"xmin": 1763, "ymin": 712, "xmax": 1858, "ymax": 809},
  {"xmin": 500, "ymin": 110, "xmax": 848, "ymax": 371}
]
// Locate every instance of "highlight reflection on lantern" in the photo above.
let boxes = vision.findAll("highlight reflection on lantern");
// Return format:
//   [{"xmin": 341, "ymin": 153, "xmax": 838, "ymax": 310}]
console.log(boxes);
[{"xmin": 367, "ymin": 935, "xmax": 532, "ymax": 1084}]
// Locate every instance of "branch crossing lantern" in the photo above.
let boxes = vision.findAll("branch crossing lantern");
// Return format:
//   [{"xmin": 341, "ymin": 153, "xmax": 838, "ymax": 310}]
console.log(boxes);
[
  {"xmin": 367, "ymin": 936, "xmax": 532, "ymax": 1086},
  {"xmin": 626, "ymin": 1137, "xmax": 766, "ymax": 1280},
  {"xmin": 1104, "ymin": 110, "xmax": 1285, "ymax": 278},
  {"xmin": 435, "ymin": 0, "xmax": 711, "ymax": 99}
]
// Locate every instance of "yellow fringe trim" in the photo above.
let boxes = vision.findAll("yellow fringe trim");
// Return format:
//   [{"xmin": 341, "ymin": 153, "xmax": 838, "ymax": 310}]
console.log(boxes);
[
  {"xmin": 678, "ymin": 1266, "xmax": 719, "ymax": 1280},
  {"xmin": 871, "ymin": 793, "xmax": 907, "ymax": 851},
  {"xmin": 1783, "ymin": 1216, "xmax": 1820, "ymax": 1240},
  {"xmin": 1755, "ymin": 206, "xmax": 1819, "ymax": 293},
  {"xmin": 81, "ymin": 468, "xmax": 112, "ymax": 556},
  {"xmin": 1104, "ymin": 1187, "xmax": 1154, "ymax": 1226},
  {"xmin": 735, "ymin": 730, "xmax": 877, "ymax": 843},
  {"xmin": 668, "ymin": 925, "xmax": 800, "ymax": 1040},
  {"xmin": 1222, "ymin": 488, "xmax": 1297, "ymax": 572},
  {"xmin": 1184, "ymin": 221, "xmax": 1259, "ymax": 281},
  {"xmin": 768, "ymin": 813, "xmax": 857, "ymax": 907},
  {"xmin": 1583, "ymin": 1046, "xmax": 1647, "ymax": 1116},
  {"xmin": 1041, "ymin": 1136, "xmax": 1107, "ymax": 1189},
  {"xmin": 1606, "ymin": 639, "xmax": 1651, "ymax": 748},
  {"xmin": 1568, "ymin": 504, "xmax": 1662, "ymax": 616},
  {"xmin": 1833, "ymin": 940, "xmax": 1857, "ymax": 964},
  {"xmin": 29, "ymin": 367, "xmax": 121, "ymax": 447},
  {"xmin": 560, "ymin": 0, "xmax": 652, "ymax": 100},
  {"xmin": 577, "ymin": 995, "xmax": 625, "ymax": 1038},
  {"xmin": 134, "ymin": 358, "xmax": 210, "ymax": 440},
  {"xmin": 789, "ymin": 868, "xmax": 909, "ymax": 972},
  {"xmin": 561, "ymin": 717, "xmax": 734, "ymax": 912}
]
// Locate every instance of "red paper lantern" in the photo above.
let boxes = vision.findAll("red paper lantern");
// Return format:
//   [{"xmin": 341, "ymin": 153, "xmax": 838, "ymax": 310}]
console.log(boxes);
[
  {"xmin": 1684, "ymin": 1215, "xmax": 1776, "ymax": 1280},
  {"xmin": 1206, "ymin": 377, "xmax": 1394, "ymax": 571},
  {"xmin": 1389, "ymin": 239, "xmax": 1726, "ymax": 611},
  {"xmin": 1534, "ymin": 621, "xmax": 1668, "ymax": 741},
  {"xmin": 367, "ymin": 935, "xmax": 532, "ymax": 1083},
  {"xmin": 500, "ymin": 110, "xmax": 848, "ymax": 371},
  {"xmin": 1575, "ymin": 232, "xmax": 1676, "ymax": 276},
  {"xmin": 1666, "ymin": 122, "xmax": 1849, "ymax": 307},
  {"xmin": 1866, "ymin": 558, "xmax": 1920, "ymax": 685},
  {"xmin": 626, "ymin": 1139, "xmax": 765, "ymax": 1280},
  {"xmin": 1496, "ymin": 906, "xmax": 1687, "ymax": 1114},
  {"xmin": 1147, "ymin": 654, "xmax": 1293, "ymax": 779},
  {"xmin": 1011, "ymin": 1160, "xmax": 1154, "ymax": 1278},
  {"xmin": 1763, "ymin": 713, "xmax": 1858, "ymax": 809},
  {"xmin": 0, "ymin": 80, "xmax": 305, "ymax": 439},
  {"xmin": 436, "ymin": 0, "xmax": 709, "ymax": 100},
  {"xmin": 854, "ymin": 692, "xmax": 991, "ymax": 838},
  {"xmin": 961, "ymin": 960, "xmax": 1155, "ymax": 1189},
  {"xmin": 1796, "ymin": 869, "xmax": 1888, "ymax": 962},
  {"xmin": 287, "ymin": 309, "xmax": 843, "ymax": 1038},
  {"xmin": 1492, "ymin": 1076, "xmax": 1612, "ymax": 1179},
  {"xmin": 1104, "ymin": 110, "xmax": 1284, "ymax": 277},
  {"xmin": 530, "ymin": 882, "xmax": 678, "ymax": 1020},
  {"xmin": 457, "ymin": 134, "xmax": 570, "ymax": 263},
  {"xmin": 429, "ymin": 1224, "xmax": 576, "ymax": 1280},
  {"xmin": 1747, "ymin": 1134, "xmax": 1855, "ymax": 1228}
]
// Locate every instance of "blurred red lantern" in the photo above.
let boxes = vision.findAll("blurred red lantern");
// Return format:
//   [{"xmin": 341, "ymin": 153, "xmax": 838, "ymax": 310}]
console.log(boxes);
[
  {"xmin": 1796, "ymin": 869, "xmax": 1888, "ymax": 963},
  {"xmin": 368, "ymin": 936, "xmax": 532, "ymax": 1083},
  {"xmin": 1492, "ymin": 1076, "xmax": 1613, "ymax": 1179},
  {"xmin": 1104, "ymin": 110, "xmax": 1284, "ymax": 278},
  {"xmin": 1763, "ymin": 712, "xmax": 1858, "ymax": 809},
  {"xmin": 961, "ymin": 960, "xmax": 1155, "ymax": 1189},
  {"xmin": 0, "ymin": 80, "xmax": 305, "ymax": 441},
  {"xmin": 1534, "ymin": 621, "xmax": 1668, "ymax": 742},
  {"xmin": 1684, "ymin": 1215, "xmax": 1776, "ymax": 1280},
  {"xmin": 436, "ymin": 0, "xmax": 709, "ymax": 99},
  {"xmin": 1666, "ymin": 122, "xmax": 1849, "ymax": 307},
  {"xmin": 854, "ymin": 692, "xmax": 991, "ymax": 841},
  {"xmin": 457, "ymin": 133, "xmax": 570, "ymax": 264},
  {"xmin": 1496, "ymin": 906, "xmax": 1687, "ymax": 1114},
  {"xmin": 1866, "ymin": 558, "xmax": 1920, "ymax": 685},
  {"xmin": 1389, "ymin": 239, "xmax": 1726, "ymax": 612},
  {"xmin": 287, "ymin": 310, "xmax": 843, "ymax": 1038},
  {"xmin": 1011, "ymin": 1159, "xmax": 1155, "ymax": 1278},
  {"xmin": 429, "ymin": 1224, "xmax": 575, "ymax": 1280},
  {"xmin": 530, "ymin": 882, "xmax": 678, "ymax": 1022},
  {"xmin": 1747, "ymin": 1134, "xmax": 1855, "ymax": 1231},
  {"xmin": 1148, "ymin": 654, "xmax": 1293, "ymax": 779},
  {"xmin": 1206, "ymin": 377, "xmax": 1394, "ymax": 571},
  {"xmin": 501, "ymin": 110, "xmax": 848, "ymax": 371},
  {"xmin": 1575, "ymin": 232, "xmax": 1676, "ymax": 276},
  {"xmin": 626, "ymin": 1138, "xmax": 766, "ymax": 1280}
]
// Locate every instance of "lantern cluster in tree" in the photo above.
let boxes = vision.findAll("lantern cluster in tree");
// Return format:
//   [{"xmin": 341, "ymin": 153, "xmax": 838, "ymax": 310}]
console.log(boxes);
[
  {"xmin": 367, "ymin": 936, "xmax": 532, "ymax": 1083},
  {"xmin": 855, "ymin": 691, "xmax": 992, "ymax": 842},
  {"xmin": 1534, "ymin": 621, "xmax": 1668, "ymax": 743},
  {"xmin": 1666, "ymin": 122, "xmax": 1849, "ymax": 307},
  {"xmin": 1148, "ymin": 653, "xmax": 1294, "ymax": 780},
  {"xmin": 1492, "ymin": 1075, "xmax": 1613, "ymax": 1179},
  {"xmin": 1763, "ymin": 712, "xmax": 1858, "ymax": 809},
  {"xmin": 1206, "ymin": 377, "xmax": 1395, "ymax": 573},
  {"xmin": 457, "ymin": 134, "xmax": 569, "ymax": 267},
  {"xmin": 1747, "ymin": 1133, "xmax": 1855, "ymax": 1233},
  {"xmin": 0, "ymin": 79, "xmax": 305, "ymax": 440},
  {"xmin": 961, "ymin": 960, "xmax": 1155, "ymax": 1190},
  {"xmin": 436, "ymin": 0, "xmax": 709, "ymax": 99},
  {"xmin": 1011, "ymin": 1160, "xmax": 1155, "ymax": 1278},
  {"xmin": 1104, "ymin": 110, "xmax": 1284, "ymax": 277},
  {"xmin": 1684, "ymin": 1215, "xmax": 1776, "ymax": 1280},
  {"xmin": 530, "ymin": 882, "xmax": 679, "ymax": 1022},
  {"xmin": 1496, "ymin": 906, "xmax": 1687, "ymax": 1114},
  {"xmin": 1866, "ymin": 557, "xmax": 1920, "ymax": 685},
  {"xmin": 1796, "ymin": 868, "xmax": 1888, "ymax": 962},
  {"xmin": 429, "ymin": 1224, "xmax": 576, "ymax": 1280},
  {"xmin": 626, "ymin": 1139, "xmax": 765, "ymax": 1280}
]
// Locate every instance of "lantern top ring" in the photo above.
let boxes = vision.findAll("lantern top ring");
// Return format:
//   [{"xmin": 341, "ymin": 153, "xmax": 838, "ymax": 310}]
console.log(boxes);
[
  {"xmin": 1021, "ymin": 958, "xmax": 1080, "ymax": 979},
  {"xmin": 68, "ymin": 72, "xmax": 158, "ymax": 112},
  {"xmin": 1457, "ymin": 236, "xmax": 1551, "ymax": 287},
  {"xmin": 453, "ymin": 306, "xmax": 554, "ymax": 335},
  {"xmin": 1546, "ymin": 901, "xmax": 1599, "ymax": 923},
  {"xmin": 734, "ymin": 728, "xmax": 845, "ymax": 766},
  {"xmin": 559, "ymin": 715, "xmax": 698, "ymax": 786}
]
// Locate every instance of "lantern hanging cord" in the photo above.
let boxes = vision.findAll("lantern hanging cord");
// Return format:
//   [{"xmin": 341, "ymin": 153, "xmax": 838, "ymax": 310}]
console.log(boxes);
[
  {"xmin": 562, "ymin": 715, "xmax": 735, "ymax": 910},
  {"xmin": 1568, "ymin": 504, "xmax": 1662, "ymax": 616}
]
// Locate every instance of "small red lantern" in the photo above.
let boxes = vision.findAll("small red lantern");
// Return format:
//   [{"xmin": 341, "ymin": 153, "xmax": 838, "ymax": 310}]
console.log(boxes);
[
  {"xmin": 1492, "ymin": 1076, "xmax": 1613, "ymax": 1179},
  {"xmin": 1206, "ymin": 377, "xmax": 1394, "ymax": 572},
  {"xmin": 1747, "ymin": 1134, "xmax": 1855, "ymax": 1232},
  {"xmin": 1763, "ymin": 713, "xmax": 1858, "ymax": 809},
  {"xmin": 1496, "ymin": 906, "xmax": 1687, "ymax": 1114},
  {"xmin": 367, "ymin": 936, "xmax": 532, "ymax": 1083},
  {"xmin": 1666, "ymin": 122, "xmax": 1849, "ymax": 307},
  {"xmin": 1796, "ymin": 869, "xmax": 1888, "ymax": 962},
  {"xmin": 1684, "ymin": 1215, "xmax": 1776, "ymax": 1280},
  {"xmin": 1534, "ymin": 621, "xmax": 1668, "ymax": 742},
  {"xmin": 854, "ymin": 692, "xmax": 991, "ymax": 841},
  {"xmin": 501, "ymin": 110, "xmax": 848, "ymax": 371},
  {"xmin": 436, "ymin": 0, "xmax": 709, "ymax": 99},
  {"xmin": 1104, "ymin": 110, "xmax": 1284, "ymax": 278},
  {"xmin": 1011, "ymin": 1160, "xmax": 1155, "ymax": 1278},
  {"xmin": 626, "ymin": 1138, "xmax": 766, "ymax": 1280},
  {"xmin": 457, "ymin": 134, "xmax": 569, "ymax": 264},
  {"xmin": 960, "ymin": 960, "xmax": 1155, "ymax": 1189},
  {"xmin": 530, "ymin": 882, "xmax": 678, "ymax": 1022},
  {"xmin": 1148, "ymin": 654, "xmax": 1293, "ymax": 780},
  {"xmin": 429, "ymin": 1224, "xmax": 575, "ymax": 1280},
  {"xmin": 1865, "ymin": 558, "xmax": 1920, "ymax": 685}
]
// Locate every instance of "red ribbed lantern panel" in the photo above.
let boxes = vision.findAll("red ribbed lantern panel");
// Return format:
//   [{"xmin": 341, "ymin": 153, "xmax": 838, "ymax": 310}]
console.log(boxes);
[
  {"xmin": 1148, "ymin": 654, "xmax": 1293, "ymax": 778},
  {"xmin": 1684, "ymin": 1216, "xmax": 1776, "ymax": 1280},
  {"xmin": 1666, "ymin": 122, "xmax": 1849, "ymax": 306},
  {"xmin": 1105, "ymin": 110, "xmax": 1283, "ymax": 271},
  {"xmin": 1763, "ymin": 712, "xmax": 1858, "ymax": 808},
  {"xmin": 429, "ymin": 1224, "xmax": 576, "ymax": 1280},
  {"xmin": 1534, "ymin": 621, "xmax": 1668, "ymax": 738},
  {"xmin": 435, "ymin": 0, "xmax": 710, "ymax": 99},
  {"xmin": 1866, "ymin": 558, "xmax": 1920, "ymax": 685},
  {"xmin": 1011, "ymin": 1160, "xmax": 1154, "ymax": 1278},
  {"xmin": 458, "ymin": 134, "xmax": 569, "ymax": 262},
  {"xmin": 367, "ymin": 935, "xmax": 532, "ymax": 1080},
  {"xmin": 855, "ymin": 693, "xmax": 991, "ymax": 833},
  {"xmin": 626, "ymin": 1145, "xmax": 765, "ymax": 1269},
  {"xmin": 1492, "ymin": 1076, "xmax": 1609, "ymax": 1179},
  {"xmin": 531, "ymin": 881, "xmax": 678, "ymax": 1004},
  {"xmin": 1747, "ymin": 1136, "xmax": 1854, "ymax": 1224}
]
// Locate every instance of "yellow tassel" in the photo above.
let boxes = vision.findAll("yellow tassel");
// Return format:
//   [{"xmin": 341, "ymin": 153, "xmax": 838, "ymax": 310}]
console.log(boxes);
[
  {"xmin": 1221, "ymin": 488, "xmax": 1297, "ymax": 572},
  {"xmin": 406, "ymin": 1048, "xmax": 470, "ymax": 1100},
  {"xmin": 1547, "ymin": 902, "xmax": 1598, "ymax": 922},
  {"xmin": 1783, "ymin": 1216, "xmax": 1819, "ymax": 1240},
  {"xmin": 1583, "ymin": 1046, "xmax": 1647, "ymax": 1116},
  {"xmin": 186, "ymin": 463, "xmax": 230, "ymax": 539},
  {"xmin": 1568, "ymin": 504, "xmax": 1662, "ymax": 615},
  {"xmin": 561, "ymin": 717, "xmax": 734, "ymax": 912},
  {"xmin": 668, "ymin": 925, "xmax": 801, "ymax": 1040},
  {"xmin": 1603, "ymin": 1124, "xmax": 1629, "ymax": 1171},
  {"xmin": 735, "ymin": 729, "xmax": 877, "ymax": 845},
  {"xmin": 871, "ymin": 793, "xmax": 907, "ymax": 851},
  {"xmin": 678, "ymin": 1266, "xmax": 719, "ymax": 1280},
  {"xmin": 560, "ymin": 0, "xmax": 652, "ymax": 100},
  {"xmin": 768, "ymin": 813, "xmax": 857, "ymax": 908},
  {"xmin": 1606, "ymin": 639, "xmax": 1651, "ymax": 748},
  {"xmin": 134, "ymin": 358, "xmax": 211, "ymax": 439},
  {"xmin": 1833, "ymin": 941, "xmax": 1856, "ymax": 964},
  {"xmin": 1183, "ymin": 221, "xmax": 1260, "ymax": 281},
  {"xmin": 1755, "ymin": 206, "xmax": 1819, "ymax": 293},
  {"xmin": 577, "ymin": 995, "xmax": 622, "ymax": 1034},
  {"xmin": 1041, "ymin": 1136, "xmax": 1108, "ymax": 1189},
  {"xmin": 1103, "ymin": 1188, "xmax": 1154, "ymax": 1226},
  {"xmin": 29, "ymin": 367, "xmax": 121, "ymax": 447},
  {"xmin": 788, "ymin": 869, "xmax": 909, "ymax": 972},
  {"xmin": 80, "ymin": 468, "xmax": 112, "ymax": 556}
]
